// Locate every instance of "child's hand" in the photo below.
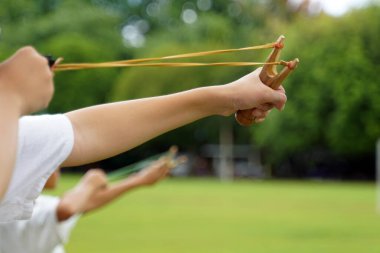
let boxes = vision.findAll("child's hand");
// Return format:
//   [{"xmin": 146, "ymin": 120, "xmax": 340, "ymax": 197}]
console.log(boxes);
[
  {"xmin": 131, "ymin": 158, "xmax": 173, "ymax": 186},
  {"xmin": 0, "ymin": 46, "xmax": 54, "ymax": 115},
  {"xmin": 231, "ymin": 68, "xmax": 286, "ymax": 113},
  {"xmin": 226, "ymin": 68, "xmax": 287, "ymax": 121}
]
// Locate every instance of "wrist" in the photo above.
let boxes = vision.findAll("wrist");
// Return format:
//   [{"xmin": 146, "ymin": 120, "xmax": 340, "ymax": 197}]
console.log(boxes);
[
  {"xmin": 0, "ymin": 90, "xmax": 23, "ymax": 117},
  {"xmin": 126, "ymin": 174, "xmax": 149, "ymax": 188},
  {"xmin": 209, "ymin": 84, "xmax": 238, "ymax": 117},
  {"xmin": 187, "ymin": 85, "xmax": 235, "ymax": 117}
]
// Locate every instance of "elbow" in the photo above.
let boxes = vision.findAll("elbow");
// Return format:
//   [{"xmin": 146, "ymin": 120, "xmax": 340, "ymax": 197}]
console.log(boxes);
[
  {"xmin": 0, "ymin": 176, "xmax": 11, "ymax": 201},
  {"xmin": 0, "ymin": 186, "xmax": 6, "ymax": 202}
]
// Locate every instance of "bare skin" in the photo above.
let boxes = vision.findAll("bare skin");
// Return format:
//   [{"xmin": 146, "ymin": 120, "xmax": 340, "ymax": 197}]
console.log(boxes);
[
  {"xmin": 56, "ymin": 169, "xmax": 107, "ymax": 221},
  {"xmin": 52, "ymin": 158, "xmax": 175, "ymax": 221}
]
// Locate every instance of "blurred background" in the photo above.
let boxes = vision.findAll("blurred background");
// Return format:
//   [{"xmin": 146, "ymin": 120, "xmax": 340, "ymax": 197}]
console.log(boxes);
[{"xmin": 1, "ymin": 0, "xmax": 380, "ymax": 252}]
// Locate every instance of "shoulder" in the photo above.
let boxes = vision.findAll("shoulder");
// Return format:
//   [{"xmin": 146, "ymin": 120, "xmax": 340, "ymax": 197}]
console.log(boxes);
[
  {"xmin": 20, "ymin": 114, "xmax": 73, "ymax": 135},
  {"xmin": 18, "ymin": 114, "xmax": 74, "ymax": 154}
]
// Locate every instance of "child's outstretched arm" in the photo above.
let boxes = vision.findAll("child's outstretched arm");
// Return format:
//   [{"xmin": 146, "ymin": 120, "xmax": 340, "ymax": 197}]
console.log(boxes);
[
  {"xmin": 62, "ymin": 68, "xmax": 286, "ymax": 167},
  {"xmin": 0, "ymin": 47, "xmax": 54, "ymax": 200},
  {"xmin": 82, "ymin": 158, "xmax": 174, "ymax": 213},
  {"xmin": 56, "ymin": 158, "xmax": 173, "ymax": 220}
]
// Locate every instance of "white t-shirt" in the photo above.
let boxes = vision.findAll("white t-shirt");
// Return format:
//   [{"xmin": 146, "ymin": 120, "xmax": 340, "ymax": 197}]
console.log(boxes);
[
  {"xmin": 0, "ymin": 115, "xmax": 74, "ymax": 222},
  {"xmin": 0, "ymin": 195, "xmax": 80, "ymax": 253}
]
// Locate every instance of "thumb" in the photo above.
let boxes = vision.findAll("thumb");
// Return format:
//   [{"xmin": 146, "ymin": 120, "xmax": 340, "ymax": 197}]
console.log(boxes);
[{"xmin": 265, "ymin": 89, "xmax": 287, "ymax": 111}]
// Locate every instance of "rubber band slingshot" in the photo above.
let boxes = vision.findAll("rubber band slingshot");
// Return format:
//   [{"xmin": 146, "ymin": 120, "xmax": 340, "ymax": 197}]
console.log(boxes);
[
  {"xmin": 107, "ymin": 146, "xmax": 187, "ymax": 182},
  {"xmin": 50, "ymin": 35, "xmax": 299, "ymax": 126}
]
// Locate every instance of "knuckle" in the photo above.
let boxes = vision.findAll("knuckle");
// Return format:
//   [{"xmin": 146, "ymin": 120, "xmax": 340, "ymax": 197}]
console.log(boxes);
[
  {"xmin": 20, "ymin": 46, "xmax": 36, "ymax": 54},
  {"xmin": 90, "ymin": 168, "xmax": 102, "ymax": 173},
  {"xmin": 283, "ymin": 94, "xmax": 288, "ymax": 103},
  {"xmin": 44, "ymin": 69, "xmax": 53, "ymax": 80},
  {"xmin": 40, "ymin": 56, "xmax": 49, "ymax": 66},
  {"xmin": 87, "ymin": 170, "xmax": 100, "ymax": 178}
]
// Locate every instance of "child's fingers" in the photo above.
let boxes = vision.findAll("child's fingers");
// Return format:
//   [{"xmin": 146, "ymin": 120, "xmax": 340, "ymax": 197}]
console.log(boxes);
[
  {"xmin": 152, "ymin": 147, "xmax": 188, "ymax": 179},
  {"xmin": 256, "ymin": 103, "xmax": 273, "ymax": 111},
  {"xmin": 254, "ymin": 117, "xmax": 266, "ymax": 123},
  {"xmin": 271, "ymin": 91, "xmax": 287, "ymax": 111},
  {"xmin": 276, "ymin": 85, "xmax": 286, "ymax": 94},
  {"xmin": 251, "ymin": 108, "xmax": 270, "ymax": 118}
]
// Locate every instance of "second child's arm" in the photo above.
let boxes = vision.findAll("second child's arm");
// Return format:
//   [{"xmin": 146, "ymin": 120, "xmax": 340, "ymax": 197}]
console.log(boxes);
[{"xmin": 82, "ymin": 159, "xmax": 172, "ymax": 212}]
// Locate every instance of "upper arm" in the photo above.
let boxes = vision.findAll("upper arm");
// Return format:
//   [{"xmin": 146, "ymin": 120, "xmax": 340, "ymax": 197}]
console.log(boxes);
[
  {"xmin": 0, "ymin": 106, "xmax": 20, "ymax": 201},
  {"xmin": 60, "ymin": 113, "xmax": 84, "ymax": 167}
]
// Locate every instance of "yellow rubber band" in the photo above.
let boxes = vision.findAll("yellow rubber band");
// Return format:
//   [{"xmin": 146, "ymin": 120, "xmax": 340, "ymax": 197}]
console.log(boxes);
[{"xmin": 54, "ymin": 42, "xmax": 281, "ymax": 71}]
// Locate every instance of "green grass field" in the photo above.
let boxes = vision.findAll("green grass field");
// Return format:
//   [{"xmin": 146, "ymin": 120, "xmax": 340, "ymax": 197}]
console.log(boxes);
[{"xmin": 49, "ymin": 175, "xmax": 380, "ymax": 253}]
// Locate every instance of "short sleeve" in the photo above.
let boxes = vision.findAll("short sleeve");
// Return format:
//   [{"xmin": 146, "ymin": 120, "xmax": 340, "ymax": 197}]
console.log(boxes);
[
  {"xmin": 0, "ymin": 195, "xmax": 80, "ymax": 253},
  {"xmin": 0, "ymin": 115, "xmax": 74, "ymax": 222},
  {"xmin": 34, "ymin": 196, "xmax": 80, "ymax": 251}
]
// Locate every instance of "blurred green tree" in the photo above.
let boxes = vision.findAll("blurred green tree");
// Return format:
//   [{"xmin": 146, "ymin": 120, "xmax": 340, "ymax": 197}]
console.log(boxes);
[{"xmin": 253, "ymin": 7, "xmax": 380, "ymax": 177}]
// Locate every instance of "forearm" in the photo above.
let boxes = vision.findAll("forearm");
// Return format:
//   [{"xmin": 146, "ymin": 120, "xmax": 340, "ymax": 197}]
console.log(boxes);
[
  {"xmin": 63, "ymin": 85, "xmax": 232, "ymax": 166},
  {"xmin": 84, "ymin": 157, "xmax": 174, "ymax": 212},
  {"xmin": 83, "ymin": 177, "xmax": 143, "ymax": 212},
  {"xmin": 0, "ymin": 95, "xmax": 21, "ymax": 200}
]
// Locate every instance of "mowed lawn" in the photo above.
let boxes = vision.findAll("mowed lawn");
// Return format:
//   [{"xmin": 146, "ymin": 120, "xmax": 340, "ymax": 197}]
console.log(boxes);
[{"xmin": 49, "ymin": 175, "xmax": 380, "ymax": 253}]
